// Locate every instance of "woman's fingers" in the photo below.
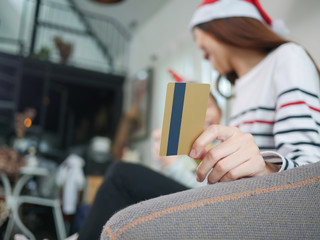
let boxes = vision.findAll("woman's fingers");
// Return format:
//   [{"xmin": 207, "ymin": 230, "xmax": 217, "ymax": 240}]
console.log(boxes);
[
  {"xmin": 218, "ymin": 157, "xmax": 266, "ymax": 182},
  {"xmin": 152, "ymin": 129, "xmax": 162, "ymax": 159},
  {"xmin": 196, "ymin": 138, "xmax": 240, "ymax": 182},
  {"xmin": 206, "ymin": 147, "xmax": 254, "ymax": 184},
  {"xmin": 152, "ymin": 129, "xmax": 162, "ymax": 140},
  {"xmin": 194, "ymin": 125, "xmax": 268, "ymax": 183},
  {"xmin": 153, "ymin": 140, "xmax": 160, "ymax": 158},
  {"xmin": 189, "ymin": 125, "xmax": 238, "ymax": 159}
]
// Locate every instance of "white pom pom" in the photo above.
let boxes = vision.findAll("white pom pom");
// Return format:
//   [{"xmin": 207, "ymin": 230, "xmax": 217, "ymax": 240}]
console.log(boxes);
[{"xmin": 271, "ymin": 19, "xmax": 290, "ymax": 37}]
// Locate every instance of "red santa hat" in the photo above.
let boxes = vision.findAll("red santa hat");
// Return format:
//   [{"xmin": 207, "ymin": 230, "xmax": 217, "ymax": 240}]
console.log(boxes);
[{"xmin": 189, "ymin": 0, "xmax": 289, "ymax": 37}]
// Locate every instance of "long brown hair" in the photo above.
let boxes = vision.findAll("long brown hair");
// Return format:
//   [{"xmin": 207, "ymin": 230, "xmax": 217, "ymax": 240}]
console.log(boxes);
[{"xmin": 196, "ymin": 17, "xmax": 320, "ymax": 88}]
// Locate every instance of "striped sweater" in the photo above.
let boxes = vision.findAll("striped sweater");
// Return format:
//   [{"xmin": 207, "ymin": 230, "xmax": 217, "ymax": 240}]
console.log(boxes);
[{"xmin": 229, "ymin": 43, "xmax": 320, "ymax": 171}]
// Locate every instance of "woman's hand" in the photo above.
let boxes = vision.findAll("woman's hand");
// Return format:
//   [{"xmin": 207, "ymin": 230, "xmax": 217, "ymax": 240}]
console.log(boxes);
[
  {"xmin": 152, "ymin": 129, "xmax": 179, "ymax": 167},
  {"xmin": 189, "ymin": 125, "xmax": 280, "ymax": 184}
]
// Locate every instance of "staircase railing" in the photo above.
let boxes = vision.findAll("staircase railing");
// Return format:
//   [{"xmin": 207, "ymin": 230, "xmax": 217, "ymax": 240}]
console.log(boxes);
[{"xmin": 14, "ymin": 0, "xmax": 130, "ymax": 74}]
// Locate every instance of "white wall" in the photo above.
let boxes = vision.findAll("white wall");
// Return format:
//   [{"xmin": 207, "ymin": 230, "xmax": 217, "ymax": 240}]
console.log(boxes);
[
  {"xmin": 127, "ymin": 0, "xmax": 202, "ymax": 166},
  {"xmin": 76, "ymin": 0, "xmax": 170, "ymax": 35},
  {"xmin": 261, "ymin": 0, "xmax": 320, "ymax": 65},
  {"xmin": 128, "ymin": 0, "xmax": 320, "ymax": 166}
]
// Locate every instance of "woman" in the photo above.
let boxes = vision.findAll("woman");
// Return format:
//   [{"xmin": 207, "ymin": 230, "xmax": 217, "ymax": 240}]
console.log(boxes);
[{"xmin": 188, "ymin": 0, "xmax": 320, "ymax": 185}]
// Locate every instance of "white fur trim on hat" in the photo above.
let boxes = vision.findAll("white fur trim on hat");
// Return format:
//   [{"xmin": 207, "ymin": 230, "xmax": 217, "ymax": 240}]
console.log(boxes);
[
  {"xmin": 189, "ymin": 0, "xmax": 265, "ymax": 30},
  {"xmin": 271, "ymin": 19, "xmax": 290, "ymax": 37}
]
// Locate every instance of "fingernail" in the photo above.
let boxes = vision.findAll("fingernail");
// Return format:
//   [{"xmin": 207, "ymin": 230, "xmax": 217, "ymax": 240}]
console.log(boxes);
[
  {"xmin": 190, "ymin": 149, "xmax": 197, "ymax": 158},
  {"xmin": 196, "ymin": 176, "xmax": 201, "ymax": 182}
]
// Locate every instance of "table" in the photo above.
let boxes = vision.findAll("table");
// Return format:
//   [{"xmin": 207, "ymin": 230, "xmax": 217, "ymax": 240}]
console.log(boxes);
[{"xmin": 0, "ymin": 166, "xmax": 66, "ymax": 240}]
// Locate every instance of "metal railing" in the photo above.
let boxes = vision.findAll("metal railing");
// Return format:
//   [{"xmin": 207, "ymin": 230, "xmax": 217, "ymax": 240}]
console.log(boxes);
[{"xmin": 1, "ymin": 0, "xmax": 130, "ymax": 74}]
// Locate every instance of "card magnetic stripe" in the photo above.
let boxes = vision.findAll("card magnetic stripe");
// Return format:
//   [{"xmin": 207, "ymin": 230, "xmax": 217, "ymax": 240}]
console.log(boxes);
[{"xmin": 166, "ymin": 83, "xmax": 186, "ymax": 155}]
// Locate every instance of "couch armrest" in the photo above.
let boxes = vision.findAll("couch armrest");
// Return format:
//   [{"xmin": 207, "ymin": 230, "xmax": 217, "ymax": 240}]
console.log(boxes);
[{"xmin": 101, "ymin": 162, "xmax": 320, "ymax": 240}]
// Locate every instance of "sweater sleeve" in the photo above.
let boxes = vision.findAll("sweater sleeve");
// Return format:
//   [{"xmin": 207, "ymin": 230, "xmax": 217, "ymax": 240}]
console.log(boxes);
[{"xmin": 264, "ymin": 44, "xmax": 320, "ymax": 171}]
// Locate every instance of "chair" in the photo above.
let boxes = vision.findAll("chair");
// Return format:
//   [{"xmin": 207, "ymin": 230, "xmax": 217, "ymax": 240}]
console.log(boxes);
[
  {"xmin": 101, "ymin": 161, "xmax": 320, "ymax": 239},
  {"xmin": 0, "ymin": 167, "xmax": 66, "ymax": 240}
]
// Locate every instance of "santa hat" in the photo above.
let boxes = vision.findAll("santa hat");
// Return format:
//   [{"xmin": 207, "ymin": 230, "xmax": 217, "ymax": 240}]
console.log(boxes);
[{"xmin": 189, "ymin": 0, "xmax": 289, "ymax": 37}]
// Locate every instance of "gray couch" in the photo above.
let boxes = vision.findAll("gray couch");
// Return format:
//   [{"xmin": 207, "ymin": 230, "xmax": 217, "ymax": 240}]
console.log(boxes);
[{"xmin": 101, "ymin": 162, "xmax": 320, "ymax": 239}]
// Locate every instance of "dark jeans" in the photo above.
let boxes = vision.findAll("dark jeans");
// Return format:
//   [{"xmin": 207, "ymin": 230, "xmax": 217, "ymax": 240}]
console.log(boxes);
[{"xmin": 78, "ymin": 162, "xmax": 188, "ymax": 240}]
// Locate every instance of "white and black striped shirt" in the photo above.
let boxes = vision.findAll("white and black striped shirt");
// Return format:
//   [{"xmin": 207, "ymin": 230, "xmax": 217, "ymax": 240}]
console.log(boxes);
[{"xmin": 229, "ymin": 43, "xmax": 320, "ymax": 171}]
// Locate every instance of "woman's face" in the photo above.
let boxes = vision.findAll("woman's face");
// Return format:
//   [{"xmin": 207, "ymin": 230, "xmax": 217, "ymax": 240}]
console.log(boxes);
[
  {"xmin": 193, "ymin": 27, "xmax": 232, "ymax": 75},
  {"xmin": 204, "ymin": 95, "xmax": 221, "ymax": 129}
]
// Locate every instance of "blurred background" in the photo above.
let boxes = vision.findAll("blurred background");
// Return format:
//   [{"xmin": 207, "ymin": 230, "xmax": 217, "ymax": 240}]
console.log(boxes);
[{"xmin": 0, "ymin": 0, "xmax": 319, "ymax": 239}]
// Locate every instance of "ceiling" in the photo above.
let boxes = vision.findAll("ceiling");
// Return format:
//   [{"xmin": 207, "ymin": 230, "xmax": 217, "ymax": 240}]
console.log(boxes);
[{"xmin": 76, "ymin": 0, "xmax": 170, "ymax": 36}]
